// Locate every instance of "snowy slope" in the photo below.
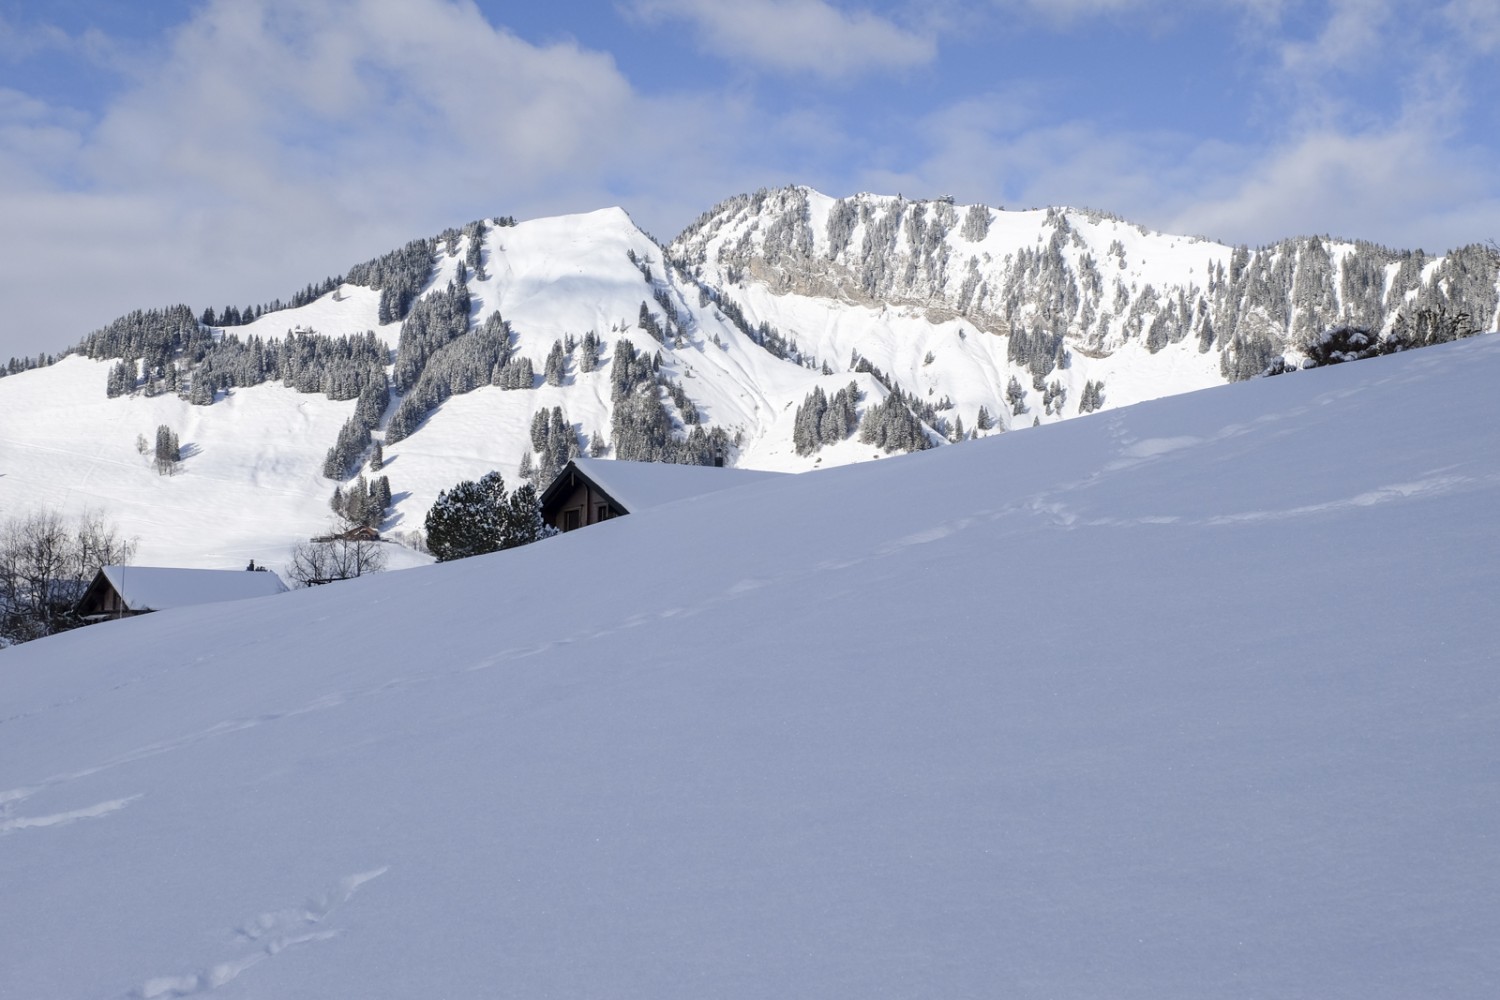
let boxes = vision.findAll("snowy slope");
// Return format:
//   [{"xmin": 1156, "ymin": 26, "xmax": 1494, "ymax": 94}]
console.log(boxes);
[
  {"xmin": 0, "ymin": 209, "xmax": 849, "ymax": 570},
  {"xmin": 0, "ymin": 356, "xmax": 371, "ymax": 568},
  {"xmin": 2, "ymin": 336, "xmax": 1496, "ymax": 999}
]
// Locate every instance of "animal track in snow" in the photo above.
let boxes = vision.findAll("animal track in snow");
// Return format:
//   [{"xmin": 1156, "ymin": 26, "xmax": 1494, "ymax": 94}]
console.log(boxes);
[{"xmin": 132, "ymin": 867, "xmax": 388, "ymax": 999}]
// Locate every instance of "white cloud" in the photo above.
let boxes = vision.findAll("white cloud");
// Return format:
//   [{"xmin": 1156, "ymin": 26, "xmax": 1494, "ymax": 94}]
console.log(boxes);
[
  {"xmin": 1277, "ymin": 0, "xmax": 1394, "ymax": 78},
  {"xmin": 1444, "ymin": 0, "xmax": 1500, "ymax": 53},
  {"xmin": 627, "ymin": 0, "xmax": 935, "ymax": 78},
  {"xmin": 993, "ymin": 0, "xmax": 1147, "ymax": 19},
  {"xmin": 850, "ymin": 89, "xmax": 1500, "ymax": 255},
  {"xmin": 1171, "ymin": 123, "xmax": 1500, "ymax": 252},
  {"xmin": 0, "ymin": 0, "xmax": 790, "ymax": 359},
  {"xmin": 2, "ymin": 0, "xmax": 1496, "ymax": 362}
]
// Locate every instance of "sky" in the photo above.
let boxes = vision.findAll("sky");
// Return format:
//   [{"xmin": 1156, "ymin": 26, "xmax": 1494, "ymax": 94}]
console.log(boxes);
[{"xmin": 2, "ymin": 0, "xmax": 1498, "ymax": 361}]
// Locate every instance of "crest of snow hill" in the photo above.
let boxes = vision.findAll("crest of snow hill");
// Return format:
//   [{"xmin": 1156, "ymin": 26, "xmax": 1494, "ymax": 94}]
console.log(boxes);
[{"xmin": 1, "ymin": 186, "xmax": 1496, "ymax": 565}]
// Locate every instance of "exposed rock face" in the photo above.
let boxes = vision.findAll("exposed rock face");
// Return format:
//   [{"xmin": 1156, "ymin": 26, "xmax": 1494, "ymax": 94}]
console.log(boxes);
[{"xmin": 672, "ymin": 186, "xmax": 1500, "ymax": 380}]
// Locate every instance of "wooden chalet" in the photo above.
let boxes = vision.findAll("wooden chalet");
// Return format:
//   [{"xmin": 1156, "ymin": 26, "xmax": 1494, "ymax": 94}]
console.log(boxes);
[
  {"xmin": 539, "ymin": 458, "xmax": 785, "ymax": 534},
  {"xmin": 540, "ymin": 462, "xmax": 626, "ymax": 533},
  {"xmin": 75, "ymin": 566, "xmax": 289, "ymax": 621}
]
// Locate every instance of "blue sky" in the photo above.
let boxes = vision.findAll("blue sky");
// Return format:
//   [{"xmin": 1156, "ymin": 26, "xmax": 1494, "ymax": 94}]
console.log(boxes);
[{"xmin": 2, "ymin": 0, "xmax": 1498, "ymax": 360}]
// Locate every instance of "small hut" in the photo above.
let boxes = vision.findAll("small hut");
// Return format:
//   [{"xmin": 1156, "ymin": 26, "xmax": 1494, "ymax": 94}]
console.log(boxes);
[
  {"xmin": 75, "ymin": 566, "xmax": 289, "ymax": 621},
  {"xmin": 539, "ymin": 458, "xmax": 784, "ymax": 533}
]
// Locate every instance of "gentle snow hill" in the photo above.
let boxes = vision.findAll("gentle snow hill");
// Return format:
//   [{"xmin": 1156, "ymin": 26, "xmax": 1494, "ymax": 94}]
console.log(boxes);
[
  {"xmin": 0, "ymin": 356, "xmax": 373, "ymax": 569},
  {"xmin": 2, "ymin": 333, "xmax": 1498, "ymax": 998}
]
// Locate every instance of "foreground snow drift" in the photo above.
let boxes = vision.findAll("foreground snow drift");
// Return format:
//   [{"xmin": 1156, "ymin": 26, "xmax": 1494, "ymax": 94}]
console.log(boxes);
[{"xmin": 2, "ymin": 338, "xmax": 1498, "ymax": 999}]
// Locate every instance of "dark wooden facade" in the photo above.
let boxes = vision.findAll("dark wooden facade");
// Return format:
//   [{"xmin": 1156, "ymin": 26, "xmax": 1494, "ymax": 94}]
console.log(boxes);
[
  {"xmin": 539, "ymin": 463, "xmax": 628, "ymax": 533},
  {"xmin": 74, "ymin": 571, "xmax": 143, "ymax": 620}
]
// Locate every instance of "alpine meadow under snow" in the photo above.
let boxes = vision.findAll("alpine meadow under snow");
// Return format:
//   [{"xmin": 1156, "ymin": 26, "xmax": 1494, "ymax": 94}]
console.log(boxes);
[{"xmin": 2, "ymin": 336, "xmax": 1497, "ymax": 998}]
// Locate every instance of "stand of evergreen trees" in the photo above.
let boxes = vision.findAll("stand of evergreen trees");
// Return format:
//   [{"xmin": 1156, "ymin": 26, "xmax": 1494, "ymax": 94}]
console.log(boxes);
[
  {"xmin": 153, "ymin": 425, "xmax": 181, "ymax": 476},
  {"xmin": 792, "ymin": 382, "xmax": 860, "ymax": 455},
  {"xmin": 86, "ymin": 306, "xmax": 389, "ymax": 406},
  {"xmin": 1078, "ymin": 380, "xmax": 1106, "ymax": 414},
  {"xmin": 608, "ymin": 340, "xmax": 731, "ymax": 465},
  {"xmin": 322, "ymin": 377, "xmax": 390, "ymax": 479},
  {"xmin": 329, "ymin": 473, "xmax": 392, "ymax": 529},
  {"xmin": 1, "ymin": 353, "xmax": 60, "ymax": 379},
  {"xmin": 385, "ymin": 309, "xmax": 509, "ymax": 444},
  {"xmin": 1006, "ymin": 376, "xmax": 1028, "ymax": 416},
  {"xmin": 857, "ymin": 386, "xmax": 935, "ymax": 453},
  {"xmin": 847, "ymin": 352, "xmax": 948, "ymax": 437},
  {"xmin": 577, "ymin": 331, "xmax": 602, "ymax": 373},
  {"xmin": 345, "ymin": 237, "xmax": 436, "ymax": 324},
  {"xmin": 492, "ymin": 355, "xmax": 535, "ymax": 390},
  {"xmin": 463, "ymin": 219, "xmax": 488, "ymax": 278},
  {"xmin": 527, "ymin": 406, "xmax": 580, "ymax": 486},
  {"xmin": 424, "ymin": 471, "xmax": 548, "ymax": 562},
  {"xmin": 391, "ymin": 280, "xmax": 472, "ymax": 393}
]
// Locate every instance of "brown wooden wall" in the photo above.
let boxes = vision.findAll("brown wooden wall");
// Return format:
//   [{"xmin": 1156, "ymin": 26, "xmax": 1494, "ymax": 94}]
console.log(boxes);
[{"xmin": 546, "ymin": 480, "xmax": 624, "ymax": 533}]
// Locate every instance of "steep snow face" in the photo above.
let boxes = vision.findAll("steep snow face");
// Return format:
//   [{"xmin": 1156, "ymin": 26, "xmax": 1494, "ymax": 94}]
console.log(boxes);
[{"xmin": 1, "ymin": 337, "xmax": 1496, "ymax": 999}]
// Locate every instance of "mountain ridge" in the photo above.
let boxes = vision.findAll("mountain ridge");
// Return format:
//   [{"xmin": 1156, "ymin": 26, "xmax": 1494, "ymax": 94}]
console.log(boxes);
[{"xmin": 1, "ymin": 186, "xmax": 1495, "ymax": 573}]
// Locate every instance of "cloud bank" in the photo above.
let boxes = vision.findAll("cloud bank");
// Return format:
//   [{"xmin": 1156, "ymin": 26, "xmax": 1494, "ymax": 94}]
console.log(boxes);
[{"xmin": 0, "ymin": 0, "xmax": 1496, "ymax": 360}]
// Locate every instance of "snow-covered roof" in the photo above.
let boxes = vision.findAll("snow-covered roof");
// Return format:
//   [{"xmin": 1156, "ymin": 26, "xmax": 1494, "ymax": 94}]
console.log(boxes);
[
  {"xmin": 556, "ymin": 458, "xmax": 785, "ymax": 513},
  {"xmin": 97, "ymin": 565, "xmax": 289, "ymax": 612}
]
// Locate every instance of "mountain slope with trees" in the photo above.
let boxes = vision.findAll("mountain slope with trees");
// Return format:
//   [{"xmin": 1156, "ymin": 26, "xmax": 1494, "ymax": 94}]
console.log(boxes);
[{"xmin": 0, "ymin": 190, "xmax": 1495, "ymax": 574}]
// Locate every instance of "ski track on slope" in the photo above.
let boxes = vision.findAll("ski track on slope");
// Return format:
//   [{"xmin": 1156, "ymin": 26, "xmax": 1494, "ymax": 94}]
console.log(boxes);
[
  {"xmin": 0, "ymin": 791, "xmax": 143, "ymax": 835},
  {"xmin": 127, "ymin": 867, "xmax": 388, "ymax": 999},
  {"xmin": 1040, "ymin": 473, "xmax": 1496, "ymax": 530}
]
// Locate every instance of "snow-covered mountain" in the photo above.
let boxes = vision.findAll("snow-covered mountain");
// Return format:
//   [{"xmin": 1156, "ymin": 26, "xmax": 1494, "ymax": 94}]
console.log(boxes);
[
  {"xmin": 672, "ymin": 185, "xmax": 1500, "ymax": 386},
  {"xmin": 1, "ymin": 188, "xmax": 1496, "ymax": 571},
  {"xmin": 2, "ymin": 336, "xmax": 1497, "ymax": 998}
]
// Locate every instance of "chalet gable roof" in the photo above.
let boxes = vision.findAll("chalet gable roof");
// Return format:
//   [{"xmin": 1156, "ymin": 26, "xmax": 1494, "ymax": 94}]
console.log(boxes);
[
  {"xmin": 540, "ymin": 458, "xmax": 784, "ymax": 516},
  {"xmin": 85, "ymin": 566, "xmax": 289, "ymax": 613}
]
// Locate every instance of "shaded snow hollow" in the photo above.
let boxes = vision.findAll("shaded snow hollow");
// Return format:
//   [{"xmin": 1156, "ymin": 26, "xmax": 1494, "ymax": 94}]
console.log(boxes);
[{"xmin": 2, "ymin": 337, "xmax": 1498, "ymax": 999}]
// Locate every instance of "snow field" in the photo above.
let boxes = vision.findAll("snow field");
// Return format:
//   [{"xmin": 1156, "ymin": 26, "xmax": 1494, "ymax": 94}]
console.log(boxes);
[{"xmin": 1, "ymin": 335, "xmax": 1496, "ymax": 998}]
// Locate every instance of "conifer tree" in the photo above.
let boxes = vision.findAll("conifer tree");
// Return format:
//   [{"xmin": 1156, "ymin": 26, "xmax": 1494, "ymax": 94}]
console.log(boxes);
[
  {"xmin": 153, "ymin": 425, "xmax": 181, "ymax": 476},
  {"xmin": 424, "ymin": 471, "xmax": 552, "ymax": 562}
]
